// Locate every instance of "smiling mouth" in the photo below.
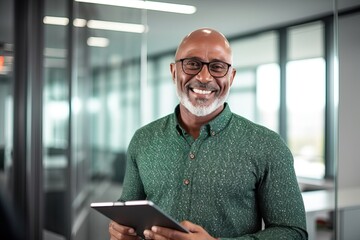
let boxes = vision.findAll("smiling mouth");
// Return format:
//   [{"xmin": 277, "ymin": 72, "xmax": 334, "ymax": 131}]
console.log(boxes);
[{"xmin": 191, "ymin": 88, "xmax": 214, "ymax": 95}]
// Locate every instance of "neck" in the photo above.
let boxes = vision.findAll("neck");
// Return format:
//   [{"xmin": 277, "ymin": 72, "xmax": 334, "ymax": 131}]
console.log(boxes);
[{"xmin": 178, "ymin": 104, "xmax": 224, "ymax": 139}]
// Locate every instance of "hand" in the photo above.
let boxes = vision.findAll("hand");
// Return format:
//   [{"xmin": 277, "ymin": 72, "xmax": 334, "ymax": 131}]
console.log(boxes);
[
  {"xmin": 109, "ymin": 221, "xmax": 140, "ymax": 240},
  {"xmin": 143, "ymin": 220, "xmax": 218, "ymax": 240}
]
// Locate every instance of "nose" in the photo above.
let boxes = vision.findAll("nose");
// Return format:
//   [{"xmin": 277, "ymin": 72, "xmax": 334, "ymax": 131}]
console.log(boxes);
[{"xmin": 196, "ymin": 64, "xmax": 213, "ymax": 82}]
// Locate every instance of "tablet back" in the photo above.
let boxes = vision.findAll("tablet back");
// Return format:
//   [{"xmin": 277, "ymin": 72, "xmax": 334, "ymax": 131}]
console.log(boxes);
[{"xmin": 91, "ymin": 200, "xmax": 188, "ymax": 238}]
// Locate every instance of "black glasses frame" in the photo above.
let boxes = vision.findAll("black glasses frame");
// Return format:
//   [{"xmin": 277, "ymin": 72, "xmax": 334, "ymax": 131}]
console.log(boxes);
[{"xmin": 175, "ymin": 58, "xmax": 231, "ymax": 78}]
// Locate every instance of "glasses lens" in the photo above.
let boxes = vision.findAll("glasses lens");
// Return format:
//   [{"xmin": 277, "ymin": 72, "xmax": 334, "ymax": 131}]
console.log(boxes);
[
  {"xmin": 183, "ymin": 59, "xmax": 202, "ymax": 74},
  {"xmin": 209, "ymin": 62, "xmax": 228, "ymax": 77}
]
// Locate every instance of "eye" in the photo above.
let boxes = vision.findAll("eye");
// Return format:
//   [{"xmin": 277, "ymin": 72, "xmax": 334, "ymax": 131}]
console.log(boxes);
[
  {"xmin": 209, "ymin": 62, "xmax": 227, "ymax": 72},
  {"xmin": 184, "ymin": 59, "xmax": 201, "ymax": 70}
]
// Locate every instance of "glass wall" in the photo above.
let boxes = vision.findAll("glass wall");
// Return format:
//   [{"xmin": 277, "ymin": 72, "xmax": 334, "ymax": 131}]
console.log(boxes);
[
  {"xmin": 43, "ymin": 0, "xmax": 70, "ymax": 237},
  {"xmin": 0, "ymin": 0, "xmax": 14, "ymax": 195},
  {"xmin": 42, "ymin": 0, "xmax": 145, "ymax": 238}
]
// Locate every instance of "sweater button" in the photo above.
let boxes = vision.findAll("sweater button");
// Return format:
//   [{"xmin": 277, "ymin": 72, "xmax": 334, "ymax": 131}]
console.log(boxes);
[
  {"xmin": 189, "ymin": 152, "xmax": 195, "ymax": 160},
  {"xmin": 183, "ymin": 179, "xmax": 190, "ymax": 185}
]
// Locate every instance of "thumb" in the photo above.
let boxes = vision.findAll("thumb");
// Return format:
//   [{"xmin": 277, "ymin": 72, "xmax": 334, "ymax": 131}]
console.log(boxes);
[{"xmin": 180, "ymin": 220, "xmax": 202, "ymax": 233}]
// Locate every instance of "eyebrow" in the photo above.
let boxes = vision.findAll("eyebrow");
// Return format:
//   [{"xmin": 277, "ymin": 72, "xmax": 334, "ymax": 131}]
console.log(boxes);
[{"xmin": 184, "ymin": 57, "xmax": 228, "ymax": 63}]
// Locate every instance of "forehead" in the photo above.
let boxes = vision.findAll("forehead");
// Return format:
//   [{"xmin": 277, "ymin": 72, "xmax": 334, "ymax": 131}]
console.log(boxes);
[
  {"xmin": 182, "ymin": 45, "xmax": 230, "ymax": 62},
  {"xmin": 176, "ymin": 33, "xmax": 232, "ymax": 62}
]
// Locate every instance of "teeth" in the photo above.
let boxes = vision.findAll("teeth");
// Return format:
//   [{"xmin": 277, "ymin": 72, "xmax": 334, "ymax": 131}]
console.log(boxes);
[{"xmin": 193, "ymin": 88, "xmax": 212, "ymax": 95}]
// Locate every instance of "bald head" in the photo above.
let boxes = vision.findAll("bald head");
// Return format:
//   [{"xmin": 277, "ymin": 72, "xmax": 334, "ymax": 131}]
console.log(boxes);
[{"xmin": 175, "ymin": 28, "xmax": 233, "ymax": 64}]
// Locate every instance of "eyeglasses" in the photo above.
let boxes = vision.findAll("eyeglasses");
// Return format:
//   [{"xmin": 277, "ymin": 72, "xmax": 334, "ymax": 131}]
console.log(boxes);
[{"xmin": 175, "ymin": 58, "xmax": 231, "ymax": 78}]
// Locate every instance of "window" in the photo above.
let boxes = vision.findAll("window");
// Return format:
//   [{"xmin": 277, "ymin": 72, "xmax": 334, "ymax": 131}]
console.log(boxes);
[
  {"xmin": 146, "ymin": 55, "xmax": 177, "ymax": 122},
  {"xmin": 257, "ymin": 63, "xmax": 280, "ymax": 132},
  {"xmin": 229, "ymin": 31, "xmax": 279, "ymax": 132},
  {"xmin": 227, "ymin": 22, "xmax": 326, "ymax": 179},
  {"xmin": 287, "ymin": 22, "xmax": 325, "ymax": 179}
]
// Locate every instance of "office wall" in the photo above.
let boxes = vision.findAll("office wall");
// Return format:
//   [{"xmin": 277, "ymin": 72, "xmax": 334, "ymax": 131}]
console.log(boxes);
[{"xmin": 338, "ymin": 12, "xmax": 360, "ymax": 189}]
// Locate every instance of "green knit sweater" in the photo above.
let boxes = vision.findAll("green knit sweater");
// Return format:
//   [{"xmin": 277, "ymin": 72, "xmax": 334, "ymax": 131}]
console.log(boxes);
[{"xmin": 120, "ymin": 103, "xmax": 308, "ymax": 239}]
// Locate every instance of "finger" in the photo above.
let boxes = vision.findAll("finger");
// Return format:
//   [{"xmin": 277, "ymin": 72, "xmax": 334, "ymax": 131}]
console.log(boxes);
[
  {"xmin": 143, "ymin": 229, "xmax": 168, "ymax": 240},
  {"xmin": 110, "ymin": 221, "xmax": 136, "ymax": 236},
  {"xmin": 110, "ymin": 227, "xmax": 140, "ymax": 240},
  {"xmin": 109, "ymin": 223, "xmax": 138, "ymax": 240},
  {"xmin": 181, "ymin": 220, "xmax": 200, "ymax": 232},
  {"xmin": 109, "ymin": 227, "xmax": 125, "ymax": 240},
  {"xmin": 150, "ymin": 226, "xmax": 189, "ymax": 240},
  {"xmin": 179, "ymin": 221, "xmax": 216, "ymax": 240}
]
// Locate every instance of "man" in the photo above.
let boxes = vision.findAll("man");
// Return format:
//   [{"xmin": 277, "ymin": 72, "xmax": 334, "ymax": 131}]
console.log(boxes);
[{"xmin": 109, "ymin": 28, "xmax": 308, "ymax": 240}]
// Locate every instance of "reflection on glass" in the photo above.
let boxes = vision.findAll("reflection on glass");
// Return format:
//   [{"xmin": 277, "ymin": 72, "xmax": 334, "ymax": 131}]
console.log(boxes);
[
  {"xmin": 43, "ymin": 0, "xmax": 69, "ymax": 236},
  {"xmin": 0, "ymin": 46, "xmax": 13, "ymax": 191},
  {"xmin": 0, "ymin": 0, "xmax": 13, "ymax": 199}
]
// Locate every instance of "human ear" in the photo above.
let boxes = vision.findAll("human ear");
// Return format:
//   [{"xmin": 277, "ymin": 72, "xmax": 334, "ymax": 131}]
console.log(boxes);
[
  {"xmin": 229, "ymin": 68, "xmax": 236, "ymax": 86},
  {"xmin": 170, "ymin": 63, "xmax": 176, "ymax": 82}
]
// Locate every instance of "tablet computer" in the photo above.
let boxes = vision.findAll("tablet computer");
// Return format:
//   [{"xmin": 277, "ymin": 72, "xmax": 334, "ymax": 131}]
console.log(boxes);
[{"xmin": 91, "ymin": 200, "xmax": 189, "ymax": 238}]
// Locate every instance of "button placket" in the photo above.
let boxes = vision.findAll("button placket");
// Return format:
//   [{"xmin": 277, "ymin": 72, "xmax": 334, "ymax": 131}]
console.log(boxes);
[{"xmin": 183, "ymin": 141, "xmax": 200, "ymax": 188}]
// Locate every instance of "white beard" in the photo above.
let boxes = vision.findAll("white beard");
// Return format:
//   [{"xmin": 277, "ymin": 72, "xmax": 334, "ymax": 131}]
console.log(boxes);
[{"xmin": 175, "ymin": 80, "xmax": 230, "ymax": 117}]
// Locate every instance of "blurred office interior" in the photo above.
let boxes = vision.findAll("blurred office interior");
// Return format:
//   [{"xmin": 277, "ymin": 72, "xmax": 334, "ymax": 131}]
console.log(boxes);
[{"xmin": 1, "ymin": 0, "xmax": 360, "ymax": 239}]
